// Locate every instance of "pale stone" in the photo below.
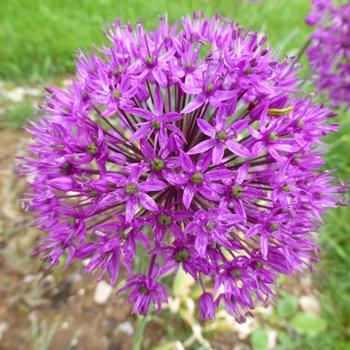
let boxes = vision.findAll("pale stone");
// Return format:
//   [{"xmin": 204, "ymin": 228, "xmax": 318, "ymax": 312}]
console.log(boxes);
[
  {"xmin": 235, "ymin": 318, "xmax": 255, "ymax": 340},
  {"xmin": 62, "ymin": 321, "xmax": 69, "ymax": 330},
  {"xmin": 267, "ymin": 329, "xmax": 278, "ymax": 350},
  {"xmin": 117, "ymin": 321, "xmax": 134, "ymax": 336},
  {"xmin": 300, "ymin": 295, "xmax": 320, "ymax": 315},
  {"xmin": 93, "ymin": 280, "xmax": 113, "ymax": 305},
  {"xmin": 3, "ymin": 87, "xmax": 26, "ymax": 102},
  {"xmin": 0, "ymin": 322, "xmax": 9, "ymax": 340},
  {"xmin": 25, "ymin": 88, "xmax": 40, "ymax": 96}
]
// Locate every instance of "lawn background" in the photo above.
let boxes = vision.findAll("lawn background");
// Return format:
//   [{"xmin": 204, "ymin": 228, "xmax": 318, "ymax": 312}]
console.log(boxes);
[{"xmin": 0, "ymin": 0, "xmax": 311, "ymax": 81}]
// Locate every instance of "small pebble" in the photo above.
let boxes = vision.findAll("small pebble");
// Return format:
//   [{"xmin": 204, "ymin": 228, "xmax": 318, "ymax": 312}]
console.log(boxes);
[
  {"xmin": 267, "ymin": 329, "xmax": 278, "ymax": 350},
  {"xmin": 235, "ymin": 318, "xmax": 255, "ymax": 340},
  {"xmin": 300, "ymin": 295, "xmax": 320, "ymax": 315},
  {"xmin": 3, "ymin": 87, "xmax": 26, "ymax": 102},
  {"xmin": 118, "ymin": 321, "xmax": 134, "ymax": 336},
  {"xmin": 62, "ymin": 321, "xmax": 69, "ymax": 330},
  {"xmin": 0, "ymin": 322, "xmax": 9, "ymax": 340},
  {"xmin": 93, "ymin": 280, "xmax": 113, "ymax": 305}
]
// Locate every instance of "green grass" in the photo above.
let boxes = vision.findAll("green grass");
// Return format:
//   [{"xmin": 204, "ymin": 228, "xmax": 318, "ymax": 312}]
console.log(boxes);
[
  {"xmin": 318, "ymin": 108, "xmax": 350, "ymax": 348},
  {"xmin": 0, "ymin": 0, "xmax": 311, "ymax": 82},
  {"xmin": 1, "ymin": 102, "xmax": 35, "ymax": 128}
]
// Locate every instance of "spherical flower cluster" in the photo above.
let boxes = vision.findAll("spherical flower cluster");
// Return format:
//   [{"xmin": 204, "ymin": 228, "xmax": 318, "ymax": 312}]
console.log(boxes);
[
  {"xmin": 20, "ymin": 13, "xmax": 344, "ymax": 322},
  {"xmin": 306, "ymin": 0, "xmax": 350, "ymax": 108}
]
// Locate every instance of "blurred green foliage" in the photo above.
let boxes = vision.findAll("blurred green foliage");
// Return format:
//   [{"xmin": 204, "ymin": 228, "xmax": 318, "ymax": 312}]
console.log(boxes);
[{"xmin": 0, "ymin": 0, "xmax": 311, "ymax": 81}]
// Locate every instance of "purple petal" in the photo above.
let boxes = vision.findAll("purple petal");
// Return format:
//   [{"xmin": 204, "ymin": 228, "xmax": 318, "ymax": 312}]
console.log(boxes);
[
  {"xmin": 180, "ymin": 150, "xmax": 194, "ymax": 171},
  {"xmin": 139, "ymin": 192, "xmax": 158, "ymax": 211},
  {"xmin": 273, "ymin": 143, "xmax": 296, "ymax": 152},
  {"xmin": 261, "ymin": 235, "xmax": 268, "ymax": 260},
  {"xmin": 205, "ymin": 168, "xmax": 233, "ymax": 180},
  {"xmin": 108, "ymin": 253, "xmax": 120, "ymax": 285},
  {"xmin": 246, "ymin": 225, "xmax": 259, "ymax": 238},
  {"xmin": 140, "ymin": 140, "xmax": 155, "ymax": 160},
  {"xmin": 195, "ymin": 230, "xmax": 208, "ymax": 257},
  {"xmin": 208, "ymin": 96, "xmax": 221, "ymax": 108},
  {"xmin": 196, "ymin": 151, "xmax": 212, "ymax": 171},
  {"xmin": 181, "ymin": 95, "xmax": 206, "ymax": 114},
  {"xmin": 160, "ymin": 112, "xmax": 183, "ymax": 122},
  {"xmin": 124, "ymin": 83, "xmax": 138, "ymax": 99},
  {"xmin": 166, "ymin": 124, "xmax": 185, "ymax": 140},
  {"xmin": 248, "ymin": 126, "xmax": 262, "ymax": 139},
  {"xmin": 236, "ymin": 162, "xmax": 250, "ymax": 184},
  {"xmin": 259, "ymin": 103, "xmax": 269, "ymax": 132},
  {"xmin": 269, "ymin": 146, "xmax": 284, "ymax": 161},
  {"xmin": 159, "ymin": 47, "xmax": 175, "ymax": 63},
  {"xmin": 159, "ymin": 127, "xmax": 168, "ymax": 146},
  {"xmin": 198, "ymin": 185, "xmax": 221, "ymax": 201},
  {"xmin": 226, "ymin": 140, "xmax": 252, "ymax": 158},
  {"xmin": 102, "ymin": 173, "xmax": 127, "ymax": 185},
  {"xmin": 215, "ymin": 107, "xmax": 226, "ymax": 129},
  {"xmin": 129, "ymin": 123, "xmax": 150, "ymax": 142},
  {"xmin": 178, "ymin": 80, "xmax": 202, "ymax": 95},
  {"xmin": 185, "ymin": 73, "xmax": 201, "ymax": 87},
  {"xmin": 197, "ymin": 119, "xmax": 216, "ymax": 136},
  {"xmin": 49, "ymin": 176, "xmax": 74, "ymax": 191},
  {"xmin": 126, "ymin": 196, "xmax": 138, "ymax": 222},
  {"xmin": 129, "ymin": 108, "xmax": 153, "ymax": 120},
  {"xmin": 153, "ymin": 86, "xmax": 164, "ymax": 115},
  {"xmin": 136, "ymin": 232, "xmax": 150, "ymax": 249},
  {"xmin": 214, "ymin": 89, "xmax": 236, "ymax": 101},
  {"xmin": 251, "ymin": 141, "xmax": 264, "ymax": 156},
  {"xmin": 108, "ymin": 153, "xmax": 127, "ymax": 165},
  {"xmin": 212, "ymin": 143, "xmax": 225, "ymax": 165},
  {"xmin": 163, "ymin": 172, "xmax": 188, "ymax": 185},
  {"xmin": 187, "ymin": 139, "xmax": 216, "ymax": 155},
  {"xmin": 183, "ymin": 186, "xmax": 195, "ymax": 209},
  {"xmin": 101, "ymin": 105, "xmax": 118, "ymax": 117},
  {"xmin": 140, "ymin": 180, "xmax": 167, "ymax": 192},
  {"xmin": 129, "ymin": 165, "xmax": 142, "ymax": 182},
  {"xmin": 153, "ymin": 68, "xmax": 167, "ymax": 87}
]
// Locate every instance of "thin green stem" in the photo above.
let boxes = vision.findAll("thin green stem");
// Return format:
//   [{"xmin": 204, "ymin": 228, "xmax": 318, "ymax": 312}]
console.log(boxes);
[
  {"xmin": 296, "ymin": 38, "xmax": 311, "ymax": 63},
  {"xmin": 133, "ymin": 315, "xmax": 150, "ymax": 350}
]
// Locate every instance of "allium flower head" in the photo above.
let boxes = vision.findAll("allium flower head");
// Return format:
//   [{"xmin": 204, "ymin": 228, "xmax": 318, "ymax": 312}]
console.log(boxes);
[
  {"xmin": 20, "ymin": 13, "xmax": 345, "ymax": 322},
  {"xmin": 306, "ymin": 0, "xmax": 350, "ymax": 108}
]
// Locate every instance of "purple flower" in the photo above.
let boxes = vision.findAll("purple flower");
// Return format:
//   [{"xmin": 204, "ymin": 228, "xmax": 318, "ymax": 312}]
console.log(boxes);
[
  {"xmin": 188, "ymin": 107, "xmax": 252, "ymax": 164},
  {"xmin": 180, "ymin": 76, "xmax": 236, "ymax": 114},
  {"xmin": 129, "ymin": 86, "xmax": 183, "ymax": 147},
  {"xmin": 306, "ymin": 0, "xmax": 350, "ymax": 108},
  {"xmin": 117, "ymin": 272, "xmax": 168, "ymax": 315},
  {"xmin": 198, "ymin": 293, "xmax": 215, "ymax": 322},
  {"xmin": 110, "ymin": 166, "xmax": 167, "ymax": 222},
  {"xmin": 168, "ymin": 150, "xmax": 233, "ymax": 209},
  {"xmin": 20, "ymin": 13, "xmax": 345, "ymax": 320},
  {"xmin": 152, "ymin": 236, "xmax": 210, "ymax": 278},
  {"xmin": 306, "ymin": 0, "xmax": 333, "ymax": 26}
]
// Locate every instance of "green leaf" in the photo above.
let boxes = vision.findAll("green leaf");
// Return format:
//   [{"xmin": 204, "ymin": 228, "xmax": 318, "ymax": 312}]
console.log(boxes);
[
  {"xmin": 251, "ymin": 328, "xmax": 268, "ymax": 350},
  {"xmin": 335, "ymin": 342, "xmax": 350, "ymax": 350},
  {"xmin": 276, "ymin": 295, "xmax": 298, "ymax": 319},
  {"xmin": 290, "ymin": 313, "xmax": 327, "ymax": 335},
  {"xmin": 278, "ymin": 331, "xmax": 296, "ymax": 348}
]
